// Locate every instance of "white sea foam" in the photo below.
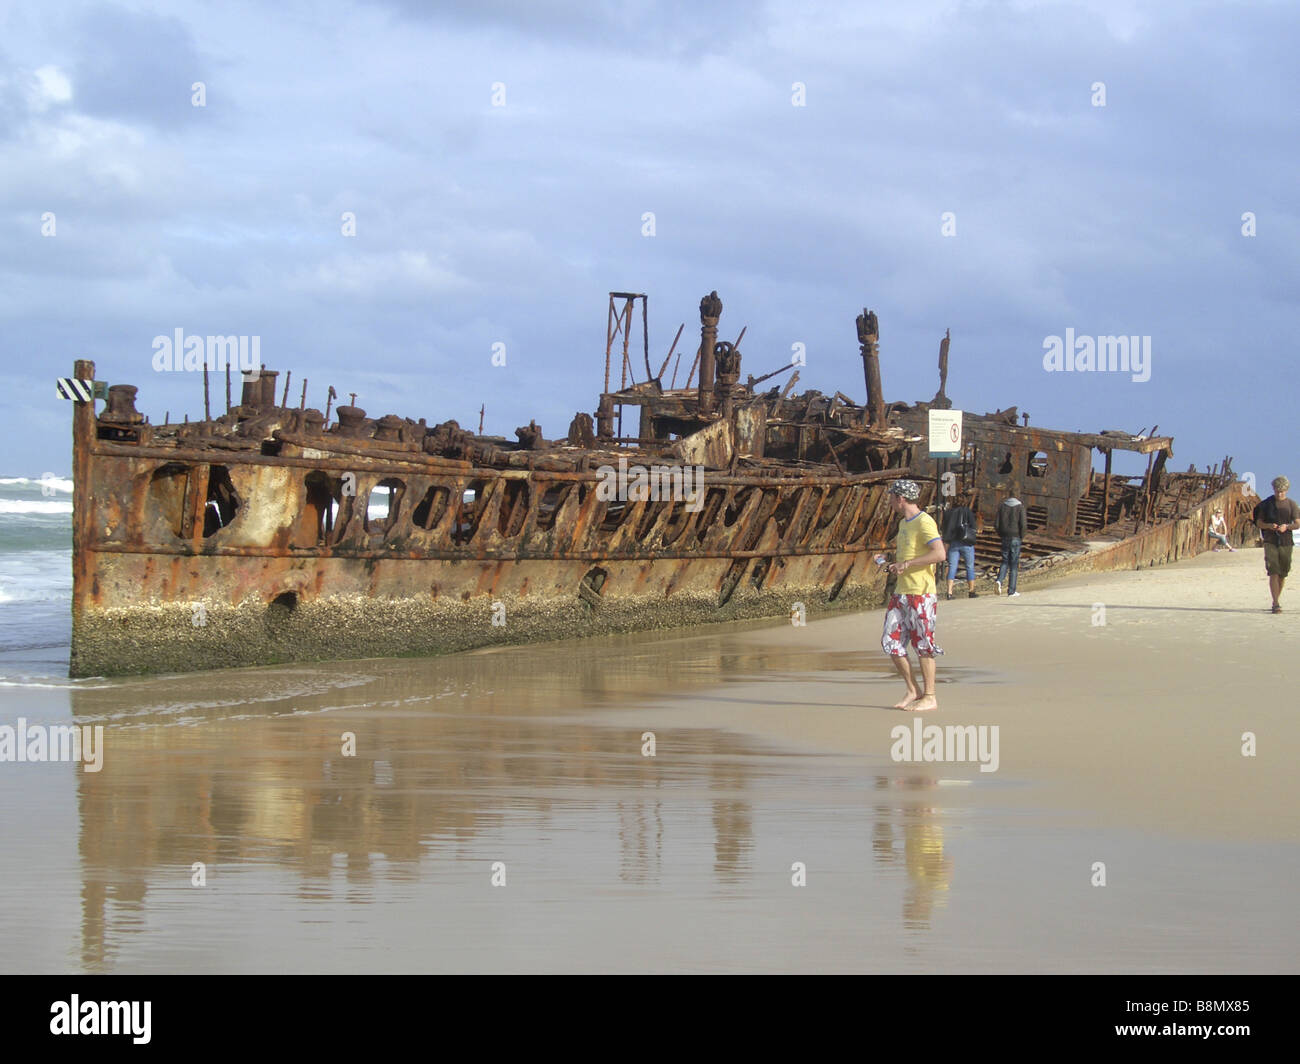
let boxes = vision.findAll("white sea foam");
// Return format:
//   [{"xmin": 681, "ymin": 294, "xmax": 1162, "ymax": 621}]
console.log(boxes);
[
  {"xmin": 0, "ymin": 593, "xmax": 71, "ymax": 606},
  {"xmin": 0, "ymin": 550, "xmax": 71, "ymax": 603},
  {"xmin": 0, "ymin": 476, "xmax": 73, "ymax": 493},
  {"xmin": 61, "ymin": 673, "xmax": 377, "ymax": 724},
  {"xmin": 0, "ymin": 500, "xmax": 73, "ymax": 515},
  {"xmin": 0, "ymin": 587, "xmax": 68, "ymax": 604}
]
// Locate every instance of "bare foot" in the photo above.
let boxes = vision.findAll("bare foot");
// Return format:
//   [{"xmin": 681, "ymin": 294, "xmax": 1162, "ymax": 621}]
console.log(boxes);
[
  {"xmin": 906, "ymin": 694, "xmax": 939, "ymax": 712},
  {"xmin": 892, "ymin": 691, "xmax": 920, "ymax": 709}
]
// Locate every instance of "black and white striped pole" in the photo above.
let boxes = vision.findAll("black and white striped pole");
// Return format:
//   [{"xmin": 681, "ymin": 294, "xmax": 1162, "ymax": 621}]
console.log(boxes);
[{"xmin": 56, "ymin": 377, "xmax": 95, "ymax": 402}]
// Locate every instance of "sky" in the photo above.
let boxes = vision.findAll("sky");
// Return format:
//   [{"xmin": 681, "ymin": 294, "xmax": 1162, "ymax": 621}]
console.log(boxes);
[{"xmin": 1, "ymin": 0, "xmax": 1296, "ymax": 484}]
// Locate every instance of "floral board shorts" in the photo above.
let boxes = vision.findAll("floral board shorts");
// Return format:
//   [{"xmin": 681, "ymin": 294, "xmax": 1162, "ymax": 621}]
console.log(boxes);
[{"xmin": 881, "ymin": 593, "xmax": 943, "ymax": 657}]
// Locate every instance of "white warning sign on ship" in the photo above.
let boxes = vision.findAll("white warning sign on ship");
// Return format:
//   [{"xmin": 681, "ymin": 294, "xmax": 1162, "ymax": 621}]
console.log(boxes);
[{"xmin": 928, "ymin": 409, "xmax": 962, "ymax": 458}]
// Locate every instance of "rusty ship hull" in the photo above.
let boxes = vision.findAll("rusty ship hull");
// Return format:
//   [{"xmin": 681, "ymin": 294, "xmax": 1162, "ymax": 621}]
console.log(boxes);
[
  {"xmin": 67, "ymin": 292, "xmax": 1252, "ymax": 677},
  {"xmin": 72, "ymin": 452, "xmax": 909, "ymax": 677}
]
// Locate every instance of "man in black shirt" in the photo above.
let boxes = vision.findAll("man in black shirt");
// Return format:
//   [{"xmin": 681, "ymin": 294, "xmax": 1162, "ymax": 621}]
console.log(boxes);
[
  {"xmin": 1253, "ymin": 475, "xmax": 1300, "ymax": 614},
  {"xmin": 994, "ymin": 495, "xmax": 1027, "ymax": 596}
]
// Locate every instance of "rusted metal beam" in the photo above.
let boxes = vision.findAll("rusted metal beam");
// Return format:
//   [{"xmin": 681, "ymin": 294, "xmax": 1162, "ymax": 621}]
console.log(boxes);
[
  {"xmin": 856, "ymin": 308, "xmax": 885, "ymax": 428},
  {"xmin": 1101, "ymin": 448, "xmax": 1112, "ymax": 527},
  {"xmin": 657, "ymin": 323, "xmax": 685, "ymax": 380},
  {"xmin": 89, "ymin": 541, "xmax": 895, "ymax": 562},
  {"xmin": 70, "ymin": 360, "xmax": 95, "ymax": 619},
  {"xmin": 819, "ymin": 425, "xmax": 846, "ymax": 475},
  {"xmin": 94, "ymin": 438, "xmax": 913, "ymax": 487},
  {"xmin": 775, "ymin": 370, "xmax": 800, "ymax": 412},
  {"xmin": 747, "ymin": 362, "xmax": 797, "ymax": 389},
  {"xmin": 642, "ymin": 294, "xmax": 651, "ymax": 382},
  {"xmin": 697, "ymin": 291, "xmax": 721, "ymax": 415}
]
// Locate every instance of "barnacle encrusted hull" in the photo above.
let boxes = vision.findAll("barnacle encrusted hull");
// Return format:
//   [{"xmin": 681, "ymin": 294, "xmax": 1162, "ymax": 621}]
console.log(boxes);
[{"xmin": 71, "ymin": 549, "xmax": 893, "ymax": 676}]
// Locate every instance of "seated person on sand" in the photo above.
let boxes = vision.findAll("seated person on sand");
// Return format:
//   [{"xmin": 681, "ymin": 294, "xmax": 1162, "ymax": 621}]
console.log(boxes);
[{"xmin": 1208, "ymin": 508, "xmax": 1234, "ymax": 552}]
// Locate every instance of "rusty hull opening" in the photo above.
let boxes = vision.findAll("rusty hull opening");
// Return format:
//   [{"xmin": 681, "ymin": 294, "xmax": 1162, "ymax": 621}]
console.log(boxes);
[
  {"xmin": 271, "ymin": 590, "xmax": 298, "ymax": 613},
  {"xmin": 266, "ymin": 590, "xmax": 298, "ymax": 632},
  {"xmin": 498, "ymin": 480, "xmax": 529, "ymax": 538},
  {"xmin": 534, "ymin": 484, "xmax": 571, "ymax": 532},
  {"xmin": 366, "ymin": 478, "xmax": 405, "ymax": 535},
  {"xmin": 203, "ymin": 465, "xmax": 239, "ymax": 536},
  {"xmin": 578, "ymin": 565, "xmax": 608, "ymax": 610},
  {"xmin": 412, "ymin": 485, "xmax": 450, "ymax": 530},
  {"xmin": 456, "ymin": 480, "xmax": 490, "ymax": 544},
  {"xmin": 302, "ymin": 471, "xmax": 342, "ymax": 546}
]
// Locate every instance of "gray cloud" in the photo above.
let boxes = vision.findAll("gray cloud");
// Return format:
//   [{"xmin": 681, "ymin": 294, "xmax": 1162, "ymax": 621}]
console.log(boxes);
[
  {"xmin": 364, "ymin": 0, "xmax": 768, "ymax": 59},
  {"xmin": 0, "ymin": 0, "xmax": 1296, "ymax": 484},
  {"xmin": 72, "ymin": 5, "xmax": 212, "ymax": 129}
]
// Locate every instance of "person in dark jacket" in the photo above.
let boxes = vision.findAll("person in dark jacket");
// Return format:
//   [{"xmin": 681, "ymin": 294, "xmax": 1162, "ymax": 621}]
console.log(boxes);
[
  {"xmin": 940, "ymin": 495, "xmax": 980, "ymax": 600},
  {"xmin": 994, "ymin": 495, "xmax": 1026, "ymax": 596}
]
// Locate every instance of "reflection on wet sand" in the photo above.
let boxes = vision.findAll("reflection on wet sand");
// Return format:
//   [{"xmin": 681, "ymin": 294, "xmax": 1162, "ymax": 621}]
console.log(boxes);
[
  {"xmin": 871, "ymin": 776, "xmax": 954, "ymax": 930},
  {"xmin": 65, "ymin": 626, "xmax": 873, "ymax": 967},
  {"xmin": 617, "ymin": 799, "xmax": 664, "ymax": 885},
  {"xmin": 69, "ymin": 625, "xmax": 930, "ymax": 970},
  {"xmin": 711, "ymin": 761, "xmax": 753, "ymax": 884}
]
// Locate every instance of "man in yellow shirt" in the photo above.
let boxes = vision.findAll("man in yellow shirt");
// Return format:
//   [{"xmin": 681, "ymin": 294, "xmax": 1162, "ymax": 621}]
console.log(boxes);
[{"xmin": 876, "ymin": 480, "xmax": 948, "ymax": 711}]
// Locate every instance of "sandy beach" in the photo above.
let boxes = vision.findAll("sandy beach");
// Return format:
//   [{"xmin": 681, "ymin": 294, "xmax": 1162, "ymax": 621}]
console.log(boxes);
[
  {"xmin": 1, "ymin": 546, "xmax": 1295, "ymax": 973},
  {"xmin": 629, "ymin": 547, "xmax": 1298, "ymax": 844}
]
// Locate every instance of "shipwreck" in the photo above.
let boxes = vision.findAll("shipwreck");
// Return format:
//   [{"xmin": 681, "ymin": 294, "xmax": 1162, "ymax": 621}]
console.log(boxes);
[{"xmin": 65, "ymin": 291, "xmax": 1254, "ymax": 676}]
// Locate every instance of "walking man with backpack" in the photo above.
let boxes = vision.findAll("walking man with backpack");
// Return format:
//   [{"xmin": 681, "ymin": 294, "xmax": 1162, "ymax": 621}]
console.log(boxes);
[
  {"xmin": 941, "ymin": 494, "xmax": 980, "ymax": 600},
  {"xmin": 1253, "ymin": 476, "xmax": 1300, "ymax": 613},
  {"xmin": 995, "ymin": 493, "xmax": 1027, "ymax": 597}
]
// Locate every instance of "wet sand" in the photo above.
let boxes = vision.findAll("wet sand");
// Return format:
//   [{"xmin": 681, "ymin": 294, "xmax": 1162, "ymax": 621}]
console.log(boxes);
[
  {"xmin": 635, "ymin": 548, "xmax": 1298, "ymax": 843},
  {"xmin": 0, "ymin": 548, "xmax": 1295, "ymax": 973}
]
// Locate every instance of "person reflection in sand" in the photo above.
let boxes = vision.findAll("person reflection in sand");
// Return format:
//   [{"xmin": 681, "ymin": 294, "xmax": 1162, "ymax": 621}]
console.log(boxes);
[
  {"xmin": 902, "ymin": 818, "xmax": 953, "ymax": 928},
  {"xmin": 872, "ymin": 775, "xmax": 953, "ymax": 930}
]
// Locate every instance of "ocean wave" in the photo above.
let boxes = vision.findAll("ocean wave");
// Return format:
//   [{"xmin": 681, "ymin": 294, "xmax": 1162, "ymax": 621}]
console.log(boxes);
[
  {"xmin": 0, "ymin": 500, "xmax": 73, "ymax": 515},
  {"xmin": 0, "ymin": 525, "xmax": 70, "ymax": 553},
  {"xmin": 0, "ymin": 550, "xmax": 71, "ymax": 604},
  {"xmin": 0, "ymin": 598, "xmax": 68, "ymax": 613},
  {"xmin": 62, "ymin": 672, "xmax": 377, "ymax": 723},
  {"xmin": 0, "ymin": 476, "xmax": 73, "ymax": 494},
  {"xmin": 0, "ymin": 582, "xmax": 70, "ymax": 601}
]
